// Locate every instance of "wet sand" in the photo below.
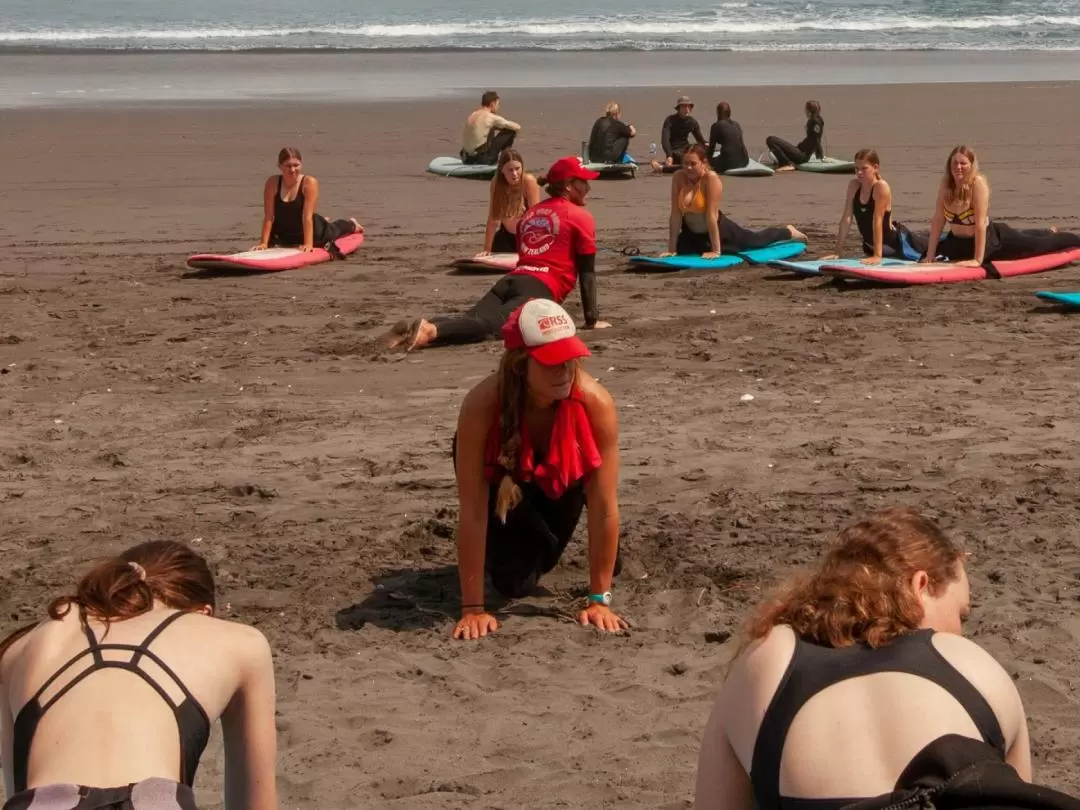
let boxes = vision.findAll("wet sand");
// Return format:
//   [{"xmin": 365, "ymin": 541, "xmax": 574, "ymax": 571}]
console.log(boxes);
[{"xmin": 3, "ymin": 67, "xmax": 1080, "ymax": 808}]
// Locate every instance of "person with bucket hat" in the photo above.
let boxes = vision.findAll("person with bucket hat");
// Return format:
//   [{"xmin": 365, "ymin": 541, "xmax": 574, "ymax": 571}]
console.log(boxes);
[
  {"xmin": 448, "ymin": 298, "xmax": 626, "ymax": 640},
  {"xmin": 383, "ymin": 156, "xmax": 612, "ymax": 352},
  {"xmin": 650, "ymin": 95, "xmax": 705, "ymax": 174}
]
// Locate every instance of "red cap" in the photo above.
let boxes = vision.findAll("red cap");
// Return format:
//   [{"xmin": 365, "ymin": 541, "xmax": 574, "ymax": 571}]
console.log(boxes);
[
  {"xmin": 501, "ymin": 299, "xmax": 591, "ymax": 366},
  {"xmin": 545, "ymin": 156, "xmax": 601, "ymax": 184}
]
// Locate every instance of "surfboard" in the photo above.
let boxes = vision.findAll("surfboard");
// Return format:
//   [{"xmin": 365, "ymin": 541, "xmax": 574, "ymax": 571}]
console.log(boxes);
[
  {"xmin": 449, "ymin": 253, "xmax": 518, "ymax": 274},
  {"xmin": 427, "ymin": 157, "xmax": 498, "ymax": 179},
  {"xmin": 628, "ymin": 240, "xmax": 805, "ymax": 271},
  {"xmin": 820, "ymin": 247, "xmax": 1080, "ymax": 285},
  {"xmin": 723, "ymin": 159, "xmax": 775, "ymax": 178},
  {"xmin": 186, "ymin": 233, "xmax": 365, "ymax": 272},
  {"xmin": 1035, "ymin": 291, "xmax": 1080, "ymax": 308},
  {"xmin": 737, "ymin": 241, "xmax": 807, "ymax": 264},
  {"xmin": 796, "ymin": 157, "xmax": 857, "ymax": 174},
  {"xmin": 583, "ymin": 160, "xmax": 637, "ymax": 179},
  {"xmin": 768, "ymin": 257, "xmax": 913, "ymax": 276}
]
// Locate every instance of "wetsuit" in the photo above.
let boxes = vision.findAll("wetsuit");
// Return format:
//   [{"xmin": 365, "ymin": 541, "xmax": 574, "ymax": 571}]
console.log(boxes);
[
  {"xmin": 660, "ymin": 113, "xmax": 705, "ymax": 171},
  {"xmin": 766, "ymin": 114, "xmax": 825, "ymax": 168},
  {"xmin": 935, "ymin": 203, "xmax": 1080, "ymax": 265},
  {"xmin": 588, "ymin": 116, "xmax": 633, "ymax": 164},
  {"xmin": 851, "ymin": 184, "xmax": 927, "ymax": 260},
  {"xmin": 750, "ymin": 629, "xmax": 1006, "ymax": 810},
  {"xmin": 429, "ymin": 196, "xmax": 599, "ymax": 345},
  {"xmin": 5, "ymin": 612, "xmax": 209, "ymax": 810},
  {"xmin": 268, "ymin": 176, "xmax": 357, "ymax": 248},
  {"xmin": 491, "ymin": 224, "xmax": 517, "ymax": 254},
  {"xmin": 675, "ymin": 178, "xmax": 790, "ymax": 255},
  {"xmin": 707, "ymin": 119, "xmax": 750, "ymax": 174}
]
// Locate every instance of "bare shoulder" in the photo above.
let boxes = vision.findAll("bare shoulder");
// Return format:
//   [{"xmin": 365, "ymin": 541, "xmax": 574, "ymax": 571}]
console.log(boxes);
[
  {"xmin": 461, "ymin": 373, "xmax": 499, "ymax": 415},
  {"xmin": 707, "ymin": 171, "xmax": 724, "ymax": 192},
  {"xmin": 576, "ymin": 371, "xmax": 615, "ymax": 413},
  {"xmin": 845, "ymin": 177, "xmax": 859, "ymax": 194},
  {"xmin": 196, "ymin": 615, "xmax": 272, "ymax": 666},
  {"xmin": 875, "ymin": 178, "xmax": 891, "ymax": 193},
  {"xmin": 303, "ymin": 175, "xmax": 320, "ymax": 189},
  {"xmin": 930, "ymin": 632, "xmax": 1014, "ymax": 689},
  {"xmin": 735, "ymin": 625, "xmax": 797, "ymax": 677}
]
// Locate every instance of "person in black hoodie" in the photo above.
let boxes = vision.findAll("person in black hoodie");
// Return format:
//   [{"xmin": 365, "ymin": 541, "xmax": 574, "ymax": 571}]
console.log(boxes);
[
  {"xmin": 650, "ymin": 95, "xmax": 705, "ymax": 174},
  {"xmin": 707, "ymin": 102, "xmax": 750, "ymax": 174},
  {"xmin": 766, "ymin": 99, "xmax": 825, "ymax": 171}
]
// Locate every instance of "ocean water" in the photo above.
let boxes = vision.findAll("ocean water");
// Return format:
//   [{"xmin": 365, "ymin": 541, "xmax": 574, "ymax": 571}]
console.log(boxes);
[{"xmin": 4, "ymin": 0, "xmax": 1080, "ymax": 52}]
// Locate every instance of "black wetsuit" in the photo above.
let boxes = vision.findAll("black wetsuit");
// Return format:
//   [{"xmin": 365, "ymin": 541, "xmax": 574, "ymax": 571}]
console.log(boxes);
[
  {"xmin": 677, "ymin": 216, "xmax": 790, "ymax": 255},
  {"xmin": 766, "ymin": 114, "xmax": 825, "ymax": 167},
  {"xmin": 491, "ymin": 224, "xmax": 517, "ymax": 254},
  {"xmin": 750, "ymin": 629, "xmax": 1006, "ymax": 810},
  {"xmin": 707, "ymin": 119, "xmax": 750, "ymax": 174},
  {"xmin": 937, "ymin": 222, "xmax": 1080, "ymax": 266},
  {"xmin": 7, "ymin": 613, "xmax": 210, "ymax": 810},
  {"xmin": 269, "ymin": 176, "xmax": 357, "ymax": 248},
  {"xmin": 852, "ymin": 185, "xmax": 927, "ymax": 260},
  {"xmin": 587, "ymin": 116, "xmax": 633, "ymax": 164},
  {"xmin": 660, "ymin": 113, "xmax": 705, "ymax": 169}
]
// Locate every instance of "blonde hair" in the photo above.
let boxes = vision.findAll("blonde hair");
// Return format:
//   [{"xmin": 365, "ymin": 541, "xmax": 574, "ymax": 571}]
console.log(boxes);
[
  {"xmin": 489, "ymin": 148, "xmax": 528, "ymax": 222},
  {"xmin": 944, "ymin": 144, "xmax": 981, "ymax": 207},
  {"xmin": 604, "ymin": 101, "xmax": 620, "ymax": 116}
]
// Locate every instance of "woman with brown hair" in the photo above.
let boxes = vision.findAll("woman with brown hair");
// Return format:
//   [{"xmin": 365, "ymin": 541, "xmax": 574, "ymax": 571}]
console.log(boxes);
[
  {"xmin": 765, "ymin": 99, "xmax": 825, "ymax": 171},
  {"xmin": 922, "ymin": 144, "xmax": 1080, "ymax": 267},
  {"xmin": 450, "ymin": 298, "xmax": 625, "ymax": 641},
  {"xmin": 694, "ymin": 507, "xmax": 1032, "ymax": 810},
  {"xmin": 478, "ymin": 148, "xmax": 541, "ymax": 256},
  {"xmin": 0, "ymin": 542, "xmax": 276, "ymax": 810}
]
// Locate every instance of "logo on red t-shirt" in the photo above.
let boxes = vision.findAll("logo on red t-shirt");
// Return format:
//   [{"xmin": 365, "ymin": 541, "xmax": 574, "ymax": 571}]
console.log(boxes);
[{"xmin": 519, "ymin": 208, "xmax": 561, "ymax": 256}]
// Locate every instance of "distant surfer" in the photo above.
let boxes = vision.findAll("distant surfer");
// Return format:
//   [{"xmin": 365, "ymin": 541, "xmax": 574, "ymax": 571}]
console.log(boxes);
[
  {"xmin": 662, "ymin": 145, "xmax": 805, "ymax": 257},
  {"xmin": 706, "ymin": 102, "xmax": 750, "ymax": 175},
  {"xmin": 252, "ymin": 147, "xmax": 362, "ymax": 253},
  {"xmin": 477, "ymin": 148, "xmax": 541, "ymax": 257},
  {"xmin": 449, "ymin": 298, "xmax": 627, "ymax": 640},
  {"xmin": 461, "ymin": 91, "xmax": 522, "ymax": 166},
  {"xmin": 765, "ymin": 100, "xmax": 825, "ymax": 171},
  {"xmin": 384, "ymin": 156, "xmax": 611, "ymax": 351},
  {"xmin": 650, "ymin": 95, "xmax": 705, "ymax": 174},
  {"xmin": 587, "ymin": 102, "xmax": 637, "ymax": 164}
]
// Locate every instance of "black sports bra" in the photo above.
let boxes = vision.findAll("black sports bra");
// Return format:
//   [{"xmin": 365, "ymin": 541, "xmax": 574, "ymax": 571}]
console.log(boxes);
[
  {"xmin": 11, "ymin": 611, "xmax": 211, "ymax": 793},
  {"xmin": 749, "ymin": 629, "xmax": 1006, "ymax": 810}
]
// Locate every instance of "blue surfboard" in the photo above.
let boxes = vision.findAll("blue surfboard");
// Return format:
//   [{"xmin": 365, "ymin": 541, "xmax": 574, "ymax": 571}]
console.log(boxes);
[
  {"xmin": 628, "ymin": 240, "xmax": 805, "ymax": 272},
  {"xmin": 768, "ymin": 257, "xmax": 913, "ymax": 276},
  {"xmin": 737, "ymin": 241, "xmax": 807, "ymax": 265},
  {"xmin": 1036, "ymin": 291, "xmax": 1080, "ymax": 308}
]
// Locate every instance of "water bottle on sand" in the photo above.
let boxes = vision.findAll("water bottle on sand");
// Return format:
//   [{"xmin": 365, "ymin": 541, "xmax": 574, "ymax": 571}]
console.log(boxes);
[{"xmin": 649, "ymin": 142, "xmax": 657, "ymax": 159}]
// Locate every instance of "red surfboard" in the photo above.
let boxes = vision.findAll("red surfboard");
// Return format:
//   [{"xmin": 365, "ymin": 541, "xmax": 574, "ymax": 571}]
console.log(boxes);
[
  {"xmin": 819, "ymin": 247, "xmax": 1080, "ymax": 285},
  {"xmin": 187, "ymin": 233, "xmax": 365, "ymax": 272}
]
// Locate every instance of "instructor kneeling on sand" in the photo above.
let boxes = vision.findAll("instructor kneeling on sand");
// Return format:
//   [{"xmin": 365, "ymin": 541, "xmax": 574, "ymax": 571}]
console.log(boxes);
[{"xmin": 451, "ymin": 299, "xmax": 626, "ymax": 640}]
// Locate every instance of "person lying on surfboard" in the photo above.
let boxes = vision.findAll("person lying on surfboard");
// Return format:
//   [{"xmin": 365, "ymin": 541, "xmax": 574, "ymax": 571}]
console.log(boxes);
[
  {"xmin": 383, "ymin": 156, "xmax": 611, "ymax": 353},
  {"xmin": 477, "ymin": 148, "xmax": 541, "ymax": 258},
  {"xmin": 821, "ymin": 149, "xmax": 928, "ymax": 265},
  {"xmin": 252, "ymin": 147, "xmax": 362, "ymax": 254},
  {"xmin": 449, "ymin": 298, "xmax": 626, "ymax": 641},
  {"xmin": 661, "ymin": 145, "xmax": 806, "ymax": 258},
  {"xmin": 921, "ymin": 145, "xmax": 1080, "ymax": 268}
]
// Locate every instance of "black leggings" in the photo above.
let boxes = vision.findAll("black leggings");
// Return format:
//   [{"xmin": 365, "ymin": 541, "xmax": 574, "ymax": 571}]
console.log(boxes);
[
  {"xmin": 462, "ymin": 129, "xmax": 517, "ymax": 165},
  {"xmin": 430, "ymin": 273, "xmax": 553, "ymax": 346},
  {"xmin": 862, "ymin": 223, "xmax": 928, "ymax": 261},
  {"xmin": 937, "ymin": 221, "xmax": 1080, "ymax": 264},
  {"xmin": 677, "ymin": 216, "xmax": 791, "ymax": 255},
  {"xmin": 766, "ymin": 136, "xmax": 809, "ymax": 168},
  {"xmin": 492, "ymin": 224, "xmax": 517, "ymax": 254},
  {"xmin": 270, "ymin": 214, "xmax": 356, "ymax": 248}
]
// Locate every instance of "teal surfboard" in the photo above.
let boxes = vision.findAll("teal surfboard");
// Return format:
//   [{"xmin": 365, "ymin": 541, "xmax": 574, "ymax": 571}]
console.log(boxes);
[
  {"xmin": 769, "ymin": 257, "xmax": 913, "ymax": 276},
  {"xmin": 427, "ymin": 156, "xmax": 497, "ymax": 179},
  {"xmin": 796, "ymin": 157, "xmax": 857, "ymax": 174},
  {"xmin": 583, "ymin": 160, "xmax": 637, "ymax": 178},
  {"xmin": 1036, "ymin": 291, "xmax": 1080, "ymax": 308},
  {"xmin": 628, "ymin": 240, "xmax": 805, "ymax": 271},
  {"xmin": 738, "ymin": 241, "xmax": 807, "ymax": 264},
  {"xmin": 723, "ymin": 159, "xmax": 775, "ymax": 178}
]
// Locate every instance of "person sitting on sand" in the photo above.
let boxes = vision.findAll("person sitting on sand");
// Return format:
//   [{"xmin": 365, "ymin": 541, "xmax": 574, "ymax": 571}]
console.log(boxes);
[
  {"xmin": 662, "ymin": 145, "xmax": 806, "ymax": 257},
  {"xmin": 650, "ymin": 95, "xmax": 705, "ymax": 174},
  {"xmin": 449, "ymin": 298, "xmax": 626, "ymax": 640},
  {"xmin": 461, "ymin": 91, "xmax": 522, "ymax": 166},
  {"xmin": 706, "ymin": 102, "xmax": 750, "ymax": 175},
  {"xmin": 478, "ymin": 148, "xmax": 541, "ymax": 257},
  {"xmin": 587, "ymin": 101, "xmax": 637, "ymax": 164},
  {"xmin": 822, "ymin": 149, "xmax": 928, "ymax": 264},
  {"xmin": 0, "ymin": 541, "xmax": 277, "ymax": 810},
  {"xmin": 253, "ymin": 147, "xmax": 362, "ymax": 253},
  {"xmin": 384, "ymin": 156, "xmax": 611, "ymax": 352},
  {"xmin": 765, "ymin": 100, "xmax": 825, "ymax": 172},
  {"xmin": 694, "ymin": 507, "xmax": 1033, "ymax": 809},
  {"xmin": 921, "ymin": 144, "xmax": 1080, "ymax": 268}
]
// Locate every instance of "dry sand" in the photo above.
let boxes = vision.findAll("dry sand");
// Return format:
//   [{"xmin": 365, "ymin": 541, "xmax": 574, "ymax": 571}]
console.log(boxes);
[{"xmin": 3, "ymin": 69, "xmax": 1080, "ymax": 809}]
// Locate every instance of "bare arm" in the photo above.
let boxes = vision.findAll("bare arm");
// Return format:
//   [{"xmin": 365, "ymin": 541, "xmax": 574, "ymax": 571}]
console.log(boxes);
[
  {"xmin": 2, "ymin": 665, "xmax": 15, "ymax": 797},
  {"xmin": 257, "ymin": 176, "xmax": 275, "ymax": 248},
  {"xmin": 222, "ymin": 629, "xmax": 278, "ymax": 810},
  {"xmin": 870, "ymin": 180, "xmax": 893, "ymax": 261},
  {"xmin": 922, "ymin": 181, "xmax": 948, "ymax": 262},
  {"xmin": 706, "ymin": 173, "xmax": 724, "ymax": 255},
  {"xmin": 969, "ymin": 176, "xmax": 991, "ymax": 265},
  {"xmin": 695, "ymin": 686, "xmax": 756, "ymax": 810},
  {"xmin": 666, "ymin": 171, "xmax": 684, "ymax": 253},
  {"xmin": 830, "ymin": 179, "xmax": 857, "ymax": 257},
  {"xmin": 300, "ymin": 176, "xmax": 319, "ymax": 250},
  {"xmin": 490, "ymin": 114, "xmax": 521, "ymax": 132},
  {"xmin": 524, "ymin": 174, "xmax": 541, "ymax": 208},
  {"xmin": 482, "ymin": 177, "xmax": 499, "ymax": 252},
  {"xmin": 583, "ymin": 382, "xmax": 619, "ymax": 596}
]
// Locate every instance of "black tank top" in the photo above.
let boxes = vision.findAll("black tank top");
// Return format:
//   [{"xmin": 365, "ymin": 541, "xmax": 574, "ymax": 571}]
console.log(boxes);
[
  {"xmin": 12, "ymin": 612, "xmax": 211, "ymax": 793},
  {"xmin": 749, "ymin": 629, "xmax": 1006, "ymax": 810},
  {"xmin": 852, "ymin": 184, "xmax": 892, "ymax": 247},
  {"xmin": 271, "ymin": 175, "xmax": 306, "ymax": 247}
]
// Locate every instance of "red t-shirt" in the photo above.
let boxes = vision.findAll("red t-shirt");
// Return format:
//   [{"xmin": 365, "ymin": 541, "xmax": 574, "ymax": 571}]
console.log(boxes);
[{"xmin": 510, "ymin": 196, "xmax": 597, "ymax": 303}]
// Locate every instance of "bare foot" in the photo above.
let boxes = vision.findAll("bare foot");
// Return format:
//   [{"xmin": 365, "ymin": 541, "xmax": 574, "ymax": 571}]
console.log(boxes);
[
  {"xmin": 775, "ymin": 165, "xmax": 795, "ymax": 173},
  {"xmin": 649, "ymin": 159, "xmax": 665, "ymax": 174},
  {"xmin": 351, "ymin": 218, "xmax": 365, "ymax": 234},
  {"xmin": 382, "ymin": 319, "xmax": 412, "ymax": 349},
  {"xmin": 787, "ymin": 226, "xmax": 808, "ymax": 242},
  {"xmin": 405, "ymin": 318, "xmax": 438, "ymax": 352}
]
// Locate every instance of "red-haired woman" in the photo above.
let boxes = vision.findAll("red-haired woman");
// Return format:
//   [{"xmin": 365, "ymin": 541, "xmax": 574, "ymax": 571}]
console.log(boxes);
[
  {"xmin": 922, "ymin": 144, "xmax": 1080, "ymax": 267},
  {"xmin": 253, "ymin": 146, "xmax": 362, "ymax": 253},
  {"xmin": 0, "ymin": 541, "xmax": 276, "ymax": 810},
  {"xmin": 694, "ymin": 507, "xmax": 1033, "ymax": 810},
  {"xmin": 478, "ymin": 148, "xmax": 541, "ymax": 256},
  {"xmin": 450, "ymin": 299, "xmax": 626, "ymax": 641}
]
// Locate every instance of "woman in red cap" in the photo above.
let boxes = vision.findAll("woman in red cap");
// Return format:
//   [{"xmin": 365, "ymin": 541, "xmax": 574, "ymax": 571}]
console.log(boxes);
[
  {"xmin": 450, "ymin": 298, "xmax": 626, "ymax": 640},
  {"xmin": 383, "ymin": 156, "xmax": 611, "ymax": 352}
]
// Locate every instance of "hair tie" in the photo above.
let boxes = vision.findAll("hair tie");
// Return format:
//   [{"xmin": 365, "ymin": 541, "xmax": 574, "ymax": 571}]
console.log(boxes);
[{"xmin": 128, "ymin": 561, "xmax": 147, "ymax": 582}]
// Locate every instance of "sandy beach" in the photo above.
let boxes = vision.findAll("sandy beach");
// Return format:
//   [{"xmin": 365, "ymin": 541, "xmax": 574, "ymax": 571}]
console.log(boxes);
[{"xmin": 3, "ymin": 55, "xmax": 1080, "ymax": 808}]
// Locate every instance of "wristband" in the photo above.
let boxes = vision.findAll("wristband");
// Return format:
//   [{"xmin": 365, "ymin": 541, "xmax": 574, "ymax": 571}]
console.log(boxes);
[{"xmin": 587, "ymin": 592, "xmax": 612, "ymax": 606}]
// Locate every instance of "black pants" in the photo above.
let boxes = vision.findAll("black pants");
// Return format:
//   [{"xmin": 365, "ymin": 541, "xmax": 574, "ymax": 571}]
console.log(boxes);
[
  {"xmin": 937, "ymin": 221, "xmax": 1080, "ymax": 264},
  {"xmin": 677, "ymin": 216, "xmax": 791, "ymax": 255},
  {"xmin": 600, "ymin": 136, "xmax": 630, "ymax": 164},
  {"xmin": 492, "ymin": 224, "xmax": 517, "ymax": 254},
  {"xmin": 269, "ymin": 214, "xmax": 356, "ymax": 248},
  {"xmin": 766, "ymin": 135, "xmax": 809, "ymax": 167},
  {"xmin": 863, "ymin": 223, "xmax": 928, "ymax": 261},
  {"xmin": 709, "ymin": 154, "xmax": 747, "ymax": 174},
  {"xmin": 462, "ymin": 129, "xmax": 517, "ymax": 165},
  {"xmin": 430, "ymin": 273, "xmax": 552, "ymax": 346}
]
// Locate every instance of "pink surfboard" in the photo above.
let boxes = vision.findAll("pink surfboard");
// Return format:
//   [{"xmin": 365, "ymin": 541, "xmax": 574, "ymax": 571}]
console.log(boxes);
[
  {"xmin": 819, "ymin": 247, "xmax": 1080, "ymax": 285},
  {"xmin": 187, "ymin": 233, "xmax": 365, "ymax": 272},
  {"xmin": 449, "ymin": 252, "xmax": 518, "ymax": 274}
]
